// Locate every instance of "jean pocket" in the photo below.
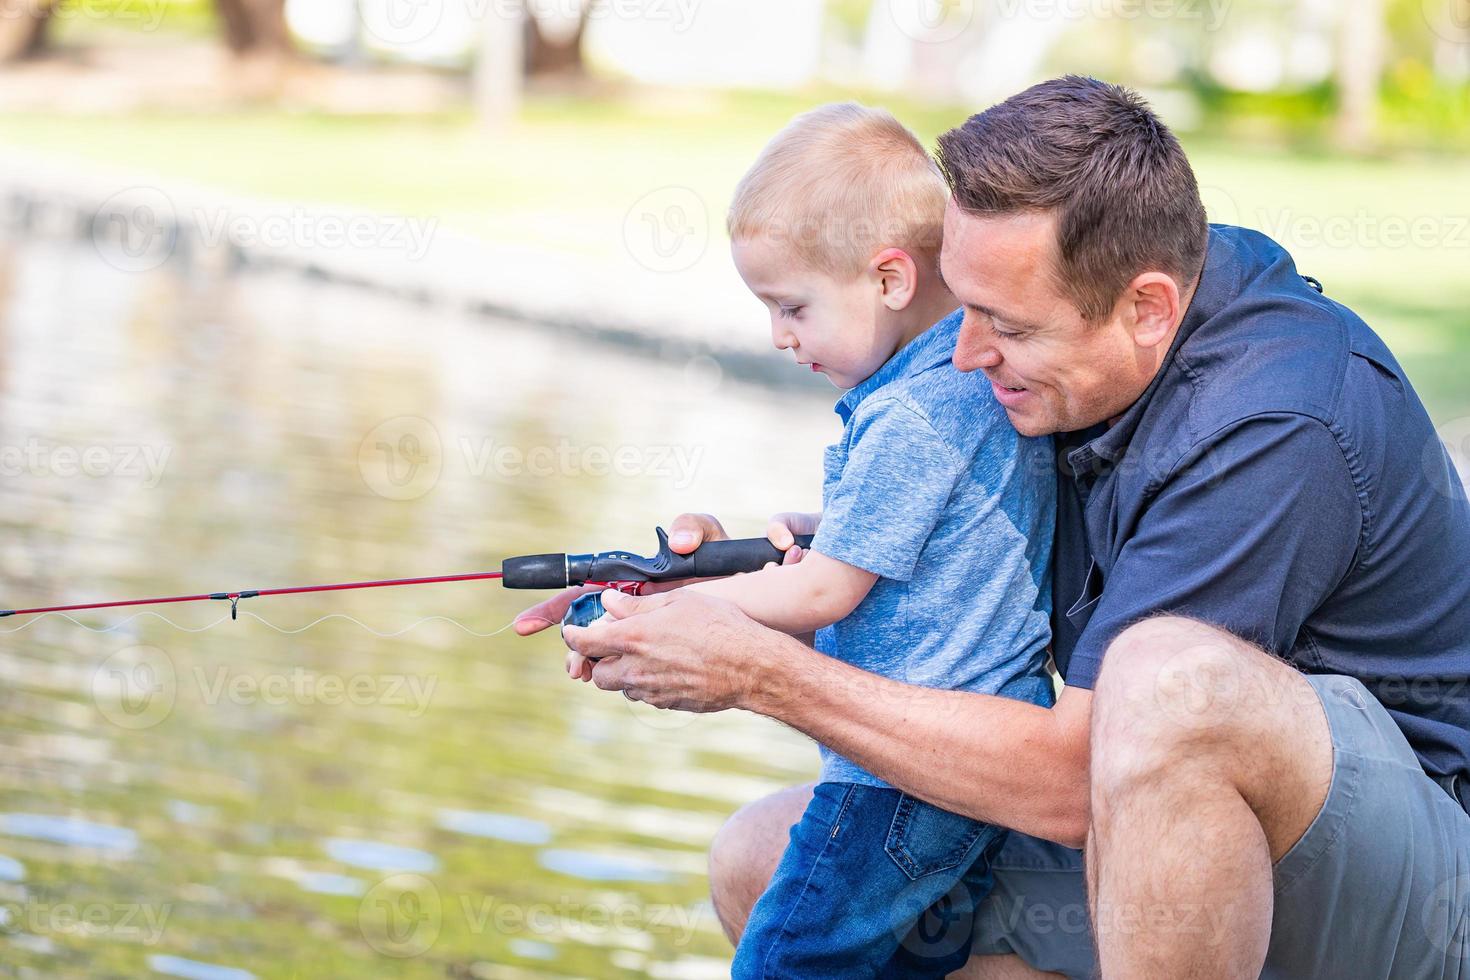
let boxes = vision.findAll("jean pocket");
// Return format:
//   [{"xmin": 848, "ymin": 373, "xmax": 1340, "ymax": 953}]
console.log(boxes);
[{"xmin": 884, "ymin": 794, "xmax": 1000, "ymax": 881}]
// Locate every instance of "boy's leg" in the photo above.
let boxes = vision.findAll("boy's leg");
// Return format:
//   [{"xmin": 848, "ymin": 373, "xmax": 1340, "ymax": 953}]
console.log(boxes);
[{"xmin": 732, "ymin": 782, "xmax": 1003, "ymax": 980}]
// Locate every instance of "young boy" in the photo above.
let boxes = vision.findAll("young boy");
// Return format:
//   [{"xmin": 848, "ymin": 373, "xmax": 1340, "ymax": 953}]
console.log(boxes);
[{"xmin": 582, "ymin": 104, "xmax": 1056, "ymax": 977}]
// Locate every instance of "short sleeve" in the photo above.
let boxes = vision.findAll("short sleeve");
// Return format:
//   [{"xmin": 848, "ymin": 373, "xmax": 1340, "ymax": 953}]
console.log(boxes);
[
  {"xmin": 1064, "ymin": 413, "xmax": 1362, "ymax": 689},
  {"xmin": 811, "ymin": 398, "xmax": 965, "ymax": 582}
]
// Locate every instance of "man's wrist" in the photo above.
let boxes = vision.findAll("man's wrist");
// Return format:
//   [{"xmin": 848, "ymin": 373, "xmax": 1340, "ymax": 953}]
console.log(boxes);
[{"xmin": 734, "ymin": 628, "xmax": 815, "ymax": 717}]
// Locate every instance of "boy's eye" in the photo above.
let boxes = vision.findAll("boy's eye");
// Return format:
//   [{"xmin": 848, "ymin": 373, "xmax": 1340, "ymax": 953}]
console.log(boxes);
[{"xmin": 779, "ymin": 305, "xmax": 803, "ymax": 319}]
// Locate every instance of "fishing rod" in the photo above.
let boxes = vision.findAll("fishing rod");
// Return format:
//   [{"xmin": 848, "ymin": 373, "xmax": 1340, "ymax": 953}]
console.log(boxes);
[{"xmin": 0, "ymin": 528, "xmax": 814, "ymax": 631}]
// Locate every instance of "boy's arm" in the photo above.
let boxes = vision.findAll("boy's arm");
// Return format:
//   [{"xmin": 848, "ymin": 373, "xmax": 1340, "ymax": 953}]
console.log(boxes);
[{"xmin": 683, "ymin": 550, "xmax": 876, "ymax": 635}]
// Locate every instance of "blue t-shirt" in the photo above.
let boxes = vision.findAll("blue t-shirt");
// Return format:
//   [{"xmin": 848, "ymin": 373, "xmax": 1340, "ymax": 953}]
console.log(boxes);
[
  {"xmin": 811, "ymin": 309, "xmax": 1056, "ymax": 787},
  {"xmin": 1052, "ymin": 224, "xmax": 1470, "ymax": 788}
]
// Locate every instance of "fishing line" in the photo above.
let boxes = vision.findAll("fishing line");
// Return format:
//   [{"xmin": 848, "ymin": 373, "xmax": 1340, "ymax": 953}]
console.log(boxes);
[{"xmin": 0, "ymin": 609, "xmax": 557, "ymax": 638}]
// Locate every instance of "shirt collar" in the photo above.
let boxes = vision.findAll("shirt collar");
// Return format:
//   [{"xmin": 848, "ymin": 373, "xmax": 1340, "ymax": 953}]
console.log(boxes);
[
  {"xmin": 834, "ymin": 308, "xmax": 964, "ymax": 424},
  {"xmin": 1069, "ymin": 226, "xmax": 1238, "ymax": 469}
]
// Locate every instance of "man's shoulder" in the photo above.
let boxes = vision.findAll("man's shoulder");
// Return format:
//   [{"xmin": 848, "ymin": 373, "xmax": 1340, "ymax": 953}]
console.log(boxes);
[{"xmin": 1172, "ymin": 229, "xmax": 1411, "ymax": 451}]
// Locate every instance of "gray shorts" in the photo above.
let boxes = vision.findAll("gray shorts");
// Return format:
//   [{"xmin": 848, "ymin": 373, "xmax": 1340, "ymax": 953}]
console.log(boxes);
[{"xmin": 972, "ymin": 674, "xmax": 1470, "ymax": 978}]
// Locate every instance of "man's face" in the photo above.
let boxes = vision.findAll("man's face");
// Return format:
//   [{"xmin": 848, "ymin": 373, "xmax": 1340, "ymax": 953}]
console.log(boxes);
[{"xmin": 940, "ymin": 201, "xmax": 1158, "ymax": 436}]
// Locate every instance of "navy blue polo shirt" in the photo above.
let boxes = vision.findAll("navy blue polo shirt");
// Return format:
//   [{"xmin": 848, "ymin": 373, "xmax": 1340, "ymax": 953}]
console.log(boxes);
[{"xmin": 1053, "ymin": 224, "xmax": 1470, "ymax": 784}]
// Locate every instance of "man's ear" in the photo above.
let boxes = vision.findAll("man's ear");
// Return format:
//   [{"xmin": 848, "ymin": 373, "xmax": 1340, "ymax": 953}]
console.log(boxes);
[
  {"xmin": 871, "ymin": 248, "xmax": 919, "ymax": 312},
  {"xmin": 1123, "ymin": 271, "xmax": 1182, "ymax": 350}
]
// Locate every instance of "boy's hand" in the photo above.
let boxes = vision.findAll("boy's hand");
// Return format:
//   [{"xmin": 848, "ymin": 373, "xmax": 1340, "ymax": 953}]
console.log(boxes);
[
  {"xmin": 766, "ymin": 511, "xmax": 821, "ymax": 565},
  {"xmin": 512, "ymin": 512, "xmax": 732, "ymax": 637}
]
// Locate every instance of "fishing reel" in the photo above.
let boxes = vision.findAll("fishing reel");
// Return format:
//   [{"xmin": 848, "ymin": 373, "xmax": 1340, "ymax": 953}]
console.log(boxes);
[{"xmin": 498, "ymin": 526, "xmax": 814, "ymax": 633}]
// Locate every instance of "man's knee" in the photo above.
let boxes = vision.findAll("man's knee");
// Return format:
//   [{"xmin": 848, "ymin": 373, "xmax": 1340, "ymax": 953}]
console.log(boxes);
[
  {"xmin": 708, "ymin": 783, "xmax": 812, "ymax": 945},
  {"xmin": 1089, "ymin": 617, "xmax": 1262, "ymax": 796},
  {"xmin": 1088, "ymin": 616, "xmax": 1331, "ymax": 854}
]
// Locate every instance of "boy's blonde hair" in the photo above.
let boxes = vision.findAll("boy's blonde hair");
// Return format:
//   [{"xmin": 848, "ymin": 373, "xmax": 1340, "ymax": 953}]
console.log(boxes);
[{"xmin": 728, "ymin": 103, "xmax": 949, "ymax": 279}]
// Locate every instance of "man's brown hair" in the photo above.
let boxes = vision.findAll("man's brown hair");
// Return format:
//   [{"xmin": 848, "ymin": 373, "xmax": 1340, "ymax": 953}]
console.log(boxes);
[{"xmin": 937, "ymin": 75, "xmax": 1209, "ymax": 321}]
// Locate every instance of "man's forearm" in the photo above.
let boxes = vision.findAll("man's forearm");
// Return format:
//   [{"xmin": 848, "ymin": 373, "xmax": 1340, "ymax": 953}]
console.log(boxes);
[{"xmin": 741, "ymin": 636, "xmax": 1091, "ymax": 847}]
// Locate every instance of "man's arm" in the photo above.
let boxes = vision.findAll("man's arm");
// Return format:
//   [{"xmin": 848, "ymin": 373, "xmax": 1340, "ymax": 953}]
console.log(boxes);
[{"xmin": 567, "ymin": 587, "xmax": 1093, "ymax": 847}]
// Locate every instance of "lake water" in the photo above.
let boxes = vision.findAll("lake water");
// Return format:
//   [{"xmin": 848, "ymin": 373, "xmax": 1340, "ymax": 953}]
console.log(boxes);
[{"xmin": 0, "ymin": 234, "xmax": 835, "ymax": 978}]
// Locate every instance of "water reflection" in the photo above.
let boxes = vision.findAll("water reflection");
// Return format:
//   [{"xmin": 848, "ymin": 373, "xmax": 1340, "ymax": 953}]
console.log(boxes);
[{"xmin": 0, "ymin": 236, "xmax": 826, "ymax": 976}]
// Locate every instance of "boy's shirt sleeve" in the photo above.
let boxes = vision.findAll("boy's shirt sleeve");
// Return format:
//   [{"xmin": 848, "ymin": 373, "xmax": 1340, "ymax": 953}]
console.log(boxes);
[{"xmin": 810, "ymin": 396, "xmax": 965, "ymax": 583}]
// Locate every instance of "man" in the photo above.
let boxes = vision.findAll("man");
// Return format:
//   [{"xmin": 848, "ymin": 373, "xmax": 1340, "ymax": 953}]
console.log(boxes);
[{"xmin": 525, "ymin": 76, "xmax": 1470, "ymax": 977}]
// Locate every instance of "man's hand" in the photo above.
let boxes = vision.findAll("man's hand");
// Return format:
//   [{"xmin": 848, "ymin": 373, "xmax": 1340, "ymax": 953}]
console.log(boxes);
[
  {"xmin": 563, "ymin": 589, "xmax": 791, "ymax": 712},
  {"xmin": 513, "ymin": 512, "xmax": 732, "ymax": 637}
]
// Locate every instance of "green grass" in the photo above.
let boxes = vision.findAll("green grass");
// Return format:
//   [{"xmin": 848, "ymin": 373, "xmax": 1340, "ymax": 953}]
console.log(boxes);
[{"xmin": 0, "ymin": 89, "xmax": 1464, "ymax": 419}]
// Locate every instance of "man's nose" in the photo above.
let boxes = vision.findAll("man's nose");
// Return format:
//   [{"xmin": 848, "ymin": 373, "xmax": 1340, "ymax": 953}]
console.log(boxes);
[{"xmin": 953, "ymin": 321, "xmax": 1001, "ymax": 372}]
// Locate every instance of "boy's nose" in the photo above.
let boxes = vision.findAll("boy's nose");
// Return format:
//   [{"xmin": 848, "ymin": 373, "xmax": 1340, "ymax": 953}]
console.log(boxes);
[{"xmin": 771, "ymin": 322, "xmax": 796, "ymax": 351}]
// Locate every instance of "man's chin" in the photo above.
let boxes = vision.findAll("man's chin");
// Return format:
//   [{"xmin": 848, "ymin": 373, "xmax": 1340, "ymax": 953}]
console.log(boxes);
[{"xmin": 1001, "ymin": 407, "xmax": 1057, "ymax": 438}]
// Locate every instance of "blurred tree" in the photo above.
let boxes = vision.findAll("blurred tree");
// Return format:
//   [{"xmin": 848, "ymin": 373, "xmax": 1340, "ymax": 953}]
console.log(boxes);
[
  {"xmin": 216, "ymin": 0, "xmax": 291, "ymax": 55},
  {"xmin": 476, "ymin": 3, "xmax": 524, "ymax": 128},
  {"xmin": 524, "ymin": 3, "xmax": 591, "ymax": 76},
  {"xmin": 1337, "ymin": 0, "xmax": 1387, "ymax": 147},
  {"xmin": 0, "ymin": 0, "xmax": 54, "ymax": 63}
]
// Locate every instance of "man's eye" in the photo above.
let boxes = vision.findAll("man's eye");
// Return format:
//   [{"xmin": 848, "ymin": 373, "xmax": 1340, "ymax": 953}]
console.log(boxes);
[{"xmin": 991, "ymin": 322, "xmax": 1021, "ymax": 340}]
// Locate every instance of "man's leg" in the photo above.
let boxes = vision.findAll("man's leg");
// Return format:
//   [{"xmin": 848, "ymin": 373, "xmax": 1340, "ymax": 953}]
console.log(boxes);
[
  {"xmin": 708, "ymin": 783, "xmax": 1068, "ymax": 978},
  {"xmin": 1087, "ymin": 616, "xmax": 1334, "ymax": 978}
]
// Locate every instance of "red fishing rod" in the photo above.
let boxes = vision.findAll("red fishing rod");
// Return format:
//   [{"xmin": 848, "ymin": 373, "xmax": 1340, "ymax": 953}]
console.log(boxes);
[{"xmin": 0, "ymin": 528, "xmax": 813, "ymax": 629}]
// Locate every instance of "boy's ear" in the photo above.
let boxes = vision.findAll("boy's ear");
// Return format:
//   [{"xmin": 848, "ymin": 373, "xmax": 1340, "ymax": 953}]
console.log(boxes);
[{"xmin": 871, "ymin": 248, "xmax": 919, "ymax": 311}]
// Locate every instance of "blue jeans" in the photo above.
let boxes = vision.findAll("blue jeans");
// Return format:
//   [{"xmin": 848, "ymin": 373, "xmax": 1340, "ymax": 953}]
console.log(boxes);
[{"xmin": 732, "ymin": 782, "xmax": 1006, "ymax": 979}]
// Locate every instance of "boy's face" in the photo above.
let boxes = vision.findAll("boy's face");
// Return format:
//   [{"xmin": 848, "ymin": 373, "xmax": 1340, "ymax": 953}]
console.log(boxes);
[{"xmin": 731, "ymin": 235, "xmax": 901, "ymax": 390}]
